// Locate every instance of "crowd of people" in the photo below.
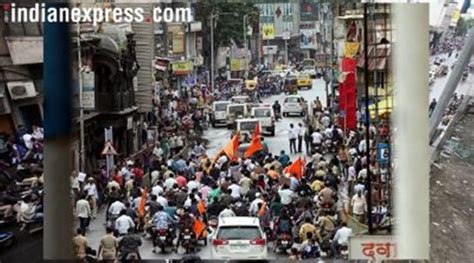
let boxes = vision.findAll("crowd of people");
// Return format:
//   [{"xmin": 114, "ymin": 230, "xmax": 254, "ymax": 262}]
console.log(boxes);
[
  {"xmin": 0, "ymin": 126, "xmax": 44, "ymax": 235},
  {"xmin": 69, "ymin": 80, "xmax": 395, "ymax": 261}
]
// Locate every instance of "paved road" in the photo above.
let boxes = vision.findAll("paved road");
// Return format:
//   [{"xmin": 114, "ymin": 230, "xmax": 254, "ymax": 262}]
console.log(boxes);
[
  {"xmin": 204, "ymin": 79, "xmax": 327, "ymax": 158},
  {"xmin": 86, "ymin": 79, "xmax": 327, "ymax": 260}
]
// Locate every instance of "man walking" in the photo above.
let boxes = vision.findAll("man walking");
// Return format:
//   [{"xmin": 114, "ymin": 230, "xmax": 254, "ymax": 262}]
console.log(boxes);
[
  {"xmin": 288, "ymin": 124, "xmax": 298, "ymax": 154},
  {"xmin": 75, "ymin": 193, "xmax": 91, "ymax": 234},
  {"xmin": 297, "ymin": 123, "xmax": 304, "ymax": 153}
]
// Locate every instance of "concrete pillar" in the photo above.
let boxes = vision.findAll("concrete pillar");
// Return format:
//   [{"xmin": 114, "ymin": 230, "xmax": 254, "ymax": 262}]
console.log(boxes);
[{"xmin": 393, "ymin": 4, "xmax": 429, "ymax": 260}]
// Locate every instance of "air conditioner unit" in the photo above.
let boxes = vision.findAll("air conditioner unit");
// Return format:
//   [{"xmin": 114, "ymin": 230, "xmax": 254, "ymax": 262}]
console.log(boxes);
[{"xmin": 6, "ymin": 81, "xmax": 37, "ymax": 100}]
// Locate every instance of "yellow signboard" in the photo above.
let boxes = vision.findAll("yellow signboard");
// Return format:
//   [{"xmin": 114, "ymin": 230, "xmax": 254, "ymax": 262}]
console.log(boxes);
[
  {"xmin": 172, "ymin": 32, "xmax": 185, "ymax": 54},
  {"xmin": 451, "ymin": 9, "xmax": 460, "ymax": 24},
  {"xmin": 262, "ymin": 24, "xmax": 275, "ymax": 40},
  {"xmin": 230, "ymin": 58, "xmax": 246, "ymax": 71},
  {"xmin": 172, "ymin": 61, "xmax": 193, "ymax": 75}
]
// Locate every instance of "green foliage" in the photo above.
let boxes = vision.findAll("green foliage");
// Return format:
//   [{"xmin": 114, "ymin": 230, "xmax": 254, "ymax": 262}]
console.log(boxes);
[
  {"xmin": 456, "ymin": 17, "xmax": 474, "ymax": 36},
  {"xmin": 196, "ymin": 0, "xmax": 259, "ymax": 48}
]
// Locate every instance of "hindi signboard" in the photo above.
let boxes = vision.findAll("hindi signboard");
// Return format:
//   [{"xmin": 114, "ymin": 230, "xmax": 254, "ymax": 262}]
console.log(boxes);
[{"xmin": 349, "ymin": 235, "xmax": 397, "ymax": 261}]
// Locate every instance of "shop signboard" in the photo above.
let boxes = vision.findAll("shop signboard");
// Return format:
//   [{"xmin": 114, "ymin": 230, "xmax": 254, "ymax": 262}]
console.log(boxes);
[
  {"xmin": 230, "ymin": 58, "xmax": 246, "ymax": 72},
  {"xmin": 81, "ymin": 71, "xmax": 95, "ymax": 110},
  {"xmin": 172, "ymin": 61, "xmax": 193, "ymax": 75},
  {"xmin": 300, "ymin": 1, "xmax": 319, "ymax": 21},
  {"xmin": 349, "ymin": 235, "xmax": 397, "ymax": 261},
  {"xmin": 262, "ymin": 23, "xmax": 275, "ymax": 40},
  {"xmin": 172, "ymin": 32, "xmax": 185, "ymax": 54}
]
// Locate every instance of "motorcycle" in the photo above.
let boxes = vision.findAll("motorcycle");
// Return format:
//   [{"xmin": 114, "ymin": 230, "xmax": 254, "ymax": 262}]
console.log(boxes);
[
  {"xmin": 178, "ymin": 227, "xmax": 197, "ymax": 254},
  {"xmin": 274, "ymin": 233, "xmax": 293, "ymax": 253},
  {"xmin": 339, "ymin": 243, "xmax": 349, "ymax": 260},
  {"xmin": 0, "ymin": 231, "xmax": 15, "ymax": 249},
  {"xmin": 154, "ymin": 227, "xmax": 175, "ymax": 253}
]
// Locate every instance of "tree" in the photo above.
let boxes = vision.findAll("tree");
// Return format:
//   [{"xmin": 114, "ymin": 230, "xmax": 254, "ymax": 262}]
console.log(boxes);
[
  {"xmin": 456, "ymin": 17, "xmax": 474, "ymax": 36},
  {"xmin": 195, "ymin": 1, "xmax": 259, "ymax": 67}
]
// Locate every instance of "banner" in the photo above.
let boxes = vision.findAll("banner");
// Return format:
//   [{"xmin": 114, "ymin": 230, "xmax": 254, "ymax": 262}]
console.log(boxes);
[
  {"xmin": 342, "ymin": 58, "xmax": 357, "ymax": 73},
  {"xmin": 343, "ymin": 42, "xmax": 360, "ymax": 58},
  {"xmin": 338, "ymin": 72, "xmax": 357, "ymax": 130},
  {"xmin": 172, "ymin": 61, "xmax": 193, "ymax": 75},
  {"xmin": 300, "ymin": 2, "xmax": 319, "ymax": 21},
  {"xmin": 81, "ymin": 71, "xmax": 95, "ymax": 110},
  {"xmin": 349, "ymin": 235, "xmax": 397, "ymax": 260},
  {"xmin": 172, "ymin": 32, "xmax": 185, "ymax": 54},
  {"xmin": 230, "ymin": 58, "xmax": 246, "ymax": 71},
  {"xmin": 262, "ymin": 23, "xmax": 275, "ymax": 40},
  {"xmin": 300, "ymin": 28, "xmax": 318, "ymax": 49}
]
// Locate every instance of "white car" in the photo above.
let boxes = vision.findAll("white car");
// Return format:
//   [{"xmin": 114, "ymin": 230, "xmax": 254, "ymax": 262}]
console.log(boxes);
[
  {"xmin": 211, "ymin": 101, "xmax": 231, "ymax": 127},
  {"xmin": 210, "ymin": 217, "xmax": 268, "ymax": 260},
  {"xmin": 283, "ymin": 95, "xmax": 307, "ymax": 117},
  {"xmin": 226, "ymin": 103, "xmax": 248, "ymax": 129},
  {"xmin": 251, "ymin": 106, "xmax": 275, "ymax": 136},
  {"xmin": 235, "ymin": 118, "xmax": 260, "ymax": 142}
]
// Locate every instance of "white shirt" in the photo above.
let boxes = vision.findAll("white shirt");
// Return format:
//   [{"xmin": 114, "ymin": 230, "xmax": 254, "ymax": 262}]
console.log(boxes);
[
  {"xmin": 76, "ymin": 199, "xmax": 91, "ymax": 218},
  {"xmin": 311, "ymin": 132, "xmax": 323, "ymax": 144},
  {"xmin": 219, "ymin": 208, "xmax": 236, "ymax": 218},
  {"xmin": 278, "ymin": 188, "xmax": 295, "ymax": 205},
  {"xmin": 83, "ymin": 183, "xmax": 98, "ymax": 199},
  {"xmin": 187, "ymin": 180, "xmax": 201, "ymax": 193},
  {"xmin": 228, "ymin": 184, "xmax": 241, "ymax": 199},
  {"xmin": 333, "ymin": 226, "xmax": 352, "ymax": 245},
  {"xmin": 71, "ymin": 176, "xmax": 80, "ymax": 190},
  {"xmin": 108, "ymin": 201, "xmax": 126, "ymax": 216},
  {"xmin": 156, "ymin": 195, "xmax": 168, "ymax": 208},
  {"xmin": 295, "ymin": 126, "xmax": 303, "ymax": 137},
  {"xmin": 22, "ymin": 134, "xmax": 34, "ymax": 149},
  {"xmin": 288, "ymin": 128, "xmax": 298, "ymax": 140},
  {"xmin": 121, "ymin": 167, "xmax": 132, "ymax": 182},
  {"xmin": 352, "ymin": 194, "xmax": 367, "ymax": 215},
  {"xmin": 164, "ymin": 178, "xmax": 177, "ymax": 190},
  {"xmin": 115, "ymin": 215, "xmax": 135, "ymax": 235},
  {"xmin": 151, "ymin": 185, "xmax": 164, "ymax": 197},
  {"xmin": 249, "ymin": 198, "xmax": 263, "ymax": 215}
]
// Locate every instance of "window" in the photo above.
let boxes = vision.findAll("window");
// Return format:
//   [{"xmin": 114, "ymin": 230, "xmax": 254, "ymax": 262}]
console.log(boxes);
[
  {"xmin": 285, "ymin": 97, "xmax": 299, "ymax": 103},
  {"xmin": 239, "ymin": 122, "xmax": 258, "ymax": 131},
  {"xmin": 215, "ymin": 103, "xmax": 228, "ymax": 111},
  {"xmin": 217, "ymin": 226, "xmax": 261, "ymax": 240},
  {"xmin": 254, "ymin": 109, "xmax": 270, "ymax": 118}
]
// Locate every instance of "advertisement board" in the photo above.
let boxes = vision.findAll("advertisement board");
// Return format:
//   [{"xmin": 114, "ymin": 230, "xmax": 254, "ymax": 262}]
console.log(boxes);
[
  {"xmin": 81, "ymin": 71, "xmax": 95, "ymax": 110},
  {"xmin": 172, "ymin": 61, "xmax": 193, "ymax": 75},
  {"xmin": 300, "ymin": 1, "xmax": 319, "ymax": 21}
]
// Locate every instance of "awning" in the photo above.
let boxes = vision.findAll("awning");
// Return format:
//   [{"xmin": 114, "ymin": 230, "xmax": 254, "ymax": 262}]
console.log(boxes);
[
  {"xmin": 357, "ymin": 44, "xmax": 391, "ymax": 71},
  {"xmin": 5, "ymin": 36, "xmax": 43, "ymax": 65},
  {"xmin": 369, "ymin": 96, "xmax": 393, "ymax": 118}
]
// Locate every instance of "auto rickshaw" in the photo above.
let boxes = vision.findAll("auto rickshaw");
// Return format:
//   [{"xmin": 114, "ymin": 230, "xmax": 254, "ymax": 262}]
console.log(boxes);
[{"xmin": 284, "ymin": 75, "xmax": 298, "ymax": 94}]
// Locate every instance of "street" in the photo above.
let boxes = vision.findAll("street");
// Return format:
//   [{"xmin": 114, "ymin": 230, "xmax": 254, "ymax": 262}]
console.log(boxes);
[{"xmin": 85, "ymin": 79, "xmax": 327, "ymax": 260}]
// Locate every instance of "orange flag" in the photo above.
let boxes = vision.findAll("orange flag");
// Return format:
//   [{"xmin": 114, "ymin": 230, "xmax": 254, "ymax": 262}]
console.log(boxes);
[
  {"xmin": 244, "ymin": 126, "xmax": 263, "ymax": 158},
  {"xmin": 284, "ymin": 157, "xmax": 304, "ymax": 179},
  {"xmin": 197, "ymin": 200, "xmax": 206, "ymax": 216},
  {"xmin": 253, "ymin": 122, "xmax": 261, "ymax": 138},
  {"xmin": 138, "ymin": 187, "xmax": 148, "ymax": 217},
  {"xmin": 193, "ymin": 218, "xmax": 206, "ymax": 238},
  {"xmin": 257, "ymin": 201, "xmax": 267, "ymax": 217},
  {"xmin": 223, "ymin": 132, "xmax": 240, "ymax": 160}
]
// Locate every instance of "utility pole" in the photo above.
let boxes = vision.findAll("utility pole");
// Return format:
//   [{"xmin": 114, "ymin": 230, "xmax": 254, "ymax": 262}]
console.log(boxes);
[
  {"xmin": 210, "ymin": 14, "xmax": 215, "ymax": 93},
  {"xmin": 363, "ymin": 3, "xmax": 374, "ymax": 234},
  {"xmin": 330, "ymin": 0, "xmax": 336, "ymax": 113},
  {"xmin": 76, "ymin": 19, "xmax": 85, "ymax": 173},
  {"xmin": 243, "ymin": 14, "xmax": 249, "ymax": 78},
  {"xmin": 429, "ymin": 27, "xmax": 474, "ymax": 141}
]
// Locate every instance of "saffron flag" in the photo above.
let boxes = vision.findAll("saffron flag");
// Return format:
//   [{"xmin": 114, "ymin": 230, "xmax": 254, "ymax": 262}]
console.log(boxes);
[
  {"xmin": 223, "ymin": 132, "xmax": 240, "ymax": 160},
  {"xmin": 193, "ymin": 218, "xmax": 206, "ymax": 238},
  {"xmin": 138, "ymin": 187, "xmax": 148, "ymax": 217},
  {"xmin": 284, "ymin": 157, "xmax": 304, "ymax": 179},
  {"xmin": 197, "ymin": 200, "xmax": 206, "ymax": 216},
  {"xmin": 244, "ymin": 124, "xmax": 263, "ymax": 158},
  {"xmin": 257, "ymin": 201, "xmax": 267, "ymax": 217}
]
